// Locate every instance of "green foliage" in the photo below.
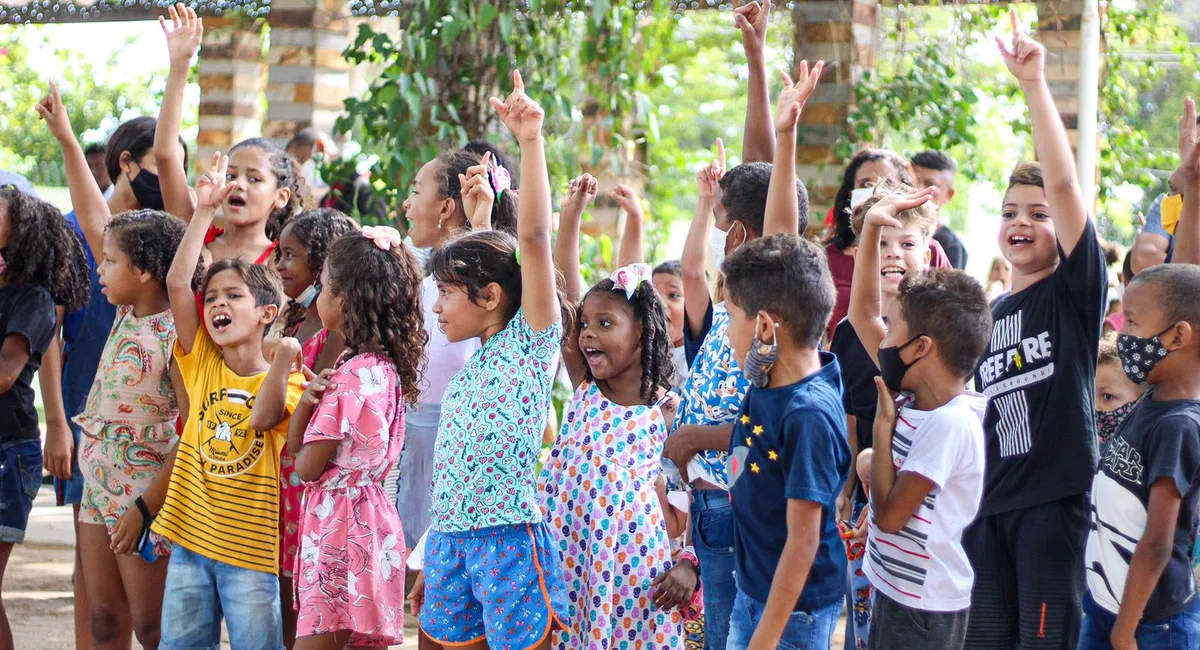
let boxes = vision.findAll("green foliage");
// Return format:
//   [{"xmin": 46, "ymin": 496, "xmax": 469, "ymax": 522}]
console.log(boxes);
[{"xmin": 0, "ymin": 25, "xmax": 162, "ymax": 184}]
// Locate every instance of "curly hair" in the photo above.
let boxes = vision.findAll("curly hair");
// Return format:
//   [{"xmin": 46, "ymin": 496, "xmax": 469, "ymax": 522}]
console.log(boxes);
[
  {"xmin": 106, "ymin": 210, "xmax": 201, "ymax": 289},
  {"xmin": 580, "ymin": 280, "xmax": 675, "ymax": 403},
  {"xmin": 430, "ymin": 229, "xmax": 575, "ymax": 340},
  {"xmin": 229, "ymin": 137, "xmax": 311, "ymax": 240},
  {"xmin": 828, "ymin": 149, "xmax": 915, "ymax": 250},
  {"xmin": 277, "ymin": 208, "xmax": 361, "ymax": 336},
  {"xmin": 323, "ymin": 236, "xmax": 428, "ymax": 405},
  {"xmin": 0, "ymin": 188, "xmax": 88, "ymax": 312},
  {"xmin": 434, "ymin": 150, "xmax": 518, "ymax": 236}
]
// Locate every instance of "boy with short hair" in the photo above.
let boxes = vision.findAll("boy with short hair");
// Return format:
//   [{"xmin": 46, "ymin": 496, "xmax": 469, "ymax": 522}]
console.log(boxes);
[
  {"xmin": 964, "ymin": 14, "xmax": 1108, "ymax": 649},
  {"xmin": 149, "ymin": 154, "xmax": 305, "ymax": 650},
  {"xmin": 911, "ymin": 150, "xmax": 967, "ymax": 270},
  {"xmin": 848, "ymin": 187, "xmax": 993, "ymax": 649},
  {"xmin": 1082, "ymin": 263, "xmax": 1200, "ymax": 649}
]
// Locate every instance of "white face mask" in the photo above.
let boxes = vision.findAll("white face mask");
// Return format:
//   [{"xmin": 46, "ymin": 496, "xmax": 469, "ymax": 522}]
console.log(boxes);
[
  {"xmin": 710, "ymin": 222, "xmax": 734, "ymax": 269},
  {"xmin": 850, "ymin": 187, "xmax": 873, "ymax": 210}
]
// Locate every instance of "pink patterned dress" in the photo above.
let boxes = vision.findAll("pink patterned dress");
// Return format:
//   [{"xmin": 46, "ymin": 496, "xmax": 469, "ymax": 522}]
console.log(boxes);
[
  {"xmin": 280, "ymin": 328, "xmax": 330, "ymax": 578},
  {"xmin": 295, "ymin": 351, "xmax": 406, "ymax": 646},
  {"xmin": 538, "ymin": 381, "xmax": 684, "ymax": 649}
]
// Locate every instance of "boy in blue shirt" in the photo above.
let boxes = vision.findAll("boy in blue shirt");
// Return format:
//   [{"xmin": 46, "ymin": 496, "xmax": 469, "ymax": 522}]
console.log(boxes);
[{"xmin": 718, "ymin": 63, "xmax": 850, "ymax": 650}]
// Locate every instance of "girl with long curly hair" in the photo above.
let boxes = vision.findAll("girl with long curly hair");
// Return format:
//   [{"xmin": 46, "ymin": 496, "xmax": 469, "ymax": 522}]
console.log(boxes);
[
  {"xmin": 538, "ymin": 173, "xmax": 686, "ymax": 648},
  {"xmin": 269, "ymin": 225, "xmax": 426, "ymax": 649}
]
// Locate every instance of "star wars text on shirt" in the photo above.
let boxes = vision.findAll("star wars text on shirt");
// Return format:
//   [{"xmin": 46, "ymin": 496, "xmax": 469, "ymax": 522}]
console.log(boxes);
[{"xmin": 977, "ymin": 311, "xmax": 1055, "ymax": 458}]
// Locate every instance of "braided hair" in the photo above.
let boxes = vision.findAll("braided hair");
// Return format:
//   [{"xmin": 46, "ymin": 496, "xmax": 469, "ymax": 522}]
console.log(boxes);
[
  {"xmin": 0, "ymin": 187, "xmax": 88, "ymax": 311},
  {"xmin": 323, "ymin": 236, "xmax": 428, "ymax": 405},
  {"xmin": 277, "ymin": 209, "xmax": 361, "ymax": 337},
  {"xmin": 229, "ymin": 137, "xmax": 311, "ymax": 240},
  {"xmin": 580, "ymin": 278, "xmax": 675, "ymax": 403}
]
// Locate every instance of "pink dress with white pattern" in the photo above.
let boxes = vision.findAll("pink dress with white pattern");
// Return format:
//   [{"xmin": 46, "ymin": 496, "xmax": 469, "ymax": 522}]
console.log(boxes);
[{"xmin": 295, "ymin": 352, "xmax": 406, "ymax": 646}]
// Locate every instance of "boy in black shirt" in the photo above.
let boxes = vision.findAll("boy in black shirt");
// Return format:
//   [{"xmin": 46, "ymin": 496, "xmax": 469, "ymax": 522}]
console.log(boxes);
[
  {"xmin": 1082, "ymin": 263, "xmax": 1200, "ymax": 649},
  {"xmin": 964, "ymin": 13, "xmax": 1107, "ymax": 649}
]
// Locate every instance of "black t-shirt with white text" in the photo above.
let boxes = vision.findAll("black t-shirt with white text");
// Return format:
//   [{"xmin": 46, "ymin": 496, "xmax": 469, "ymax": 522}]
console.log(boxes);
[
  {"xmin": 973, "ymin": 220, "xmax": 1107, "ymax": 516},
  {"xmin": 1085, "ymin": 395, "xmax": 1200, "ymax": 619},
  {"xmin": 0, "ymin": 284, "xmax": 57, "ymax": 439}
]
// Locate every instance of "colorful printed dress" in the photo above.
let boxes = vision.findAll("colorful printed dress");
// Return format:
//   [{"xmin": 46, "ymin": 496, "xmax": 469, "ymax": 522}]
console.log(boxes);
[
  {"xmin": 75, "ymin": 305, "xmax": 178, "ymax": 555},
  {"xmin": 280, "ymin": 328, "xmax": 330, "ymax": 578},
  {"xmin": 295, "ymin": 352, "xmax": 406, "ymax": 646},
  {"xmin": 539, "ymin": 381, "xmax": 684, "ymax": 649}
]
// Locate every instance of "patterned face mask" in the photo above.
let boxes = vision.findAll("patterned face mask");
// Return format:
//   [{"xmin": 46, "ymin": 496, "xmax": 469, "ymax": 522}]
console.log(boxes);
[
  {"xmin": 1117, "ymin": 325, "xmax": 1174, "ymax": 384},
  {"xmin": 1095, "ymin": 400, "xmax": 1138, "ymax": 446}
]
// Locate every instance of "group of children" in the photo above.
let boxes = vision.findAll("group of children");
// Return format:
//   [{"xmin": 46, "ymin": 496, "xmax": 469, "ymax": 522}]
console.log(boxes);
[{"xmin": 0, "ymin": 3, "xmax": 1198, "ymax": 650}]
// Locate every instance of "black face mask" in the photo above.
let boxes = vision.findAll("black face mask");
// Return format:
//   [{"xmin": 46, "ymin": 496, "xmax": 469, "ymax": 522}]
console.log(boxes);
[
  {"xmin": 128, "ymin": 168, "xmax": 164, "ymax": 211},
  {"xmin": 878, "ymin": 335, "xmax": 923, "ymax": 393}
]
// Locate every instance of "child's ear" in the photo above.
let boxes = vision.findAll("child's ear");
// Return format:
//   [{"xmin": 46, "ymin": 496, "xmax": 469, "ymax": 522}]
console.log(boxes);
[
  {"xmin": 480, "ymin": 282, "xmax": 504, "ymax": 312},
  {"xmin": 914, "ymin": 334, "xmax": 935, "ymax": 362},
  {"xmin": 118, "ymin": 150, "xmax": 136, "ymax": 176},
  {"xmin": 261, "ymin": 302, "xmax": 280, "ymax": 325},
  {"xmin": 923, "ymin": 244, "xmax": 932, "ymax": 268},
  {"xmin": 273, "ymin": 187, "xmax": 292, "ymax": 212},
  {"xmin": 755, "ymin": 310, "xmax": 779, "ymax": 345},
  {"xmin": 138, "ymin": 268, "xmax": 153, "ymax": 285},
  {"xmin": 947, "ymin": 187, "xmax": 956, "ymax": 202},
  {"xmin": 1170, "ymin": 321, "xmax": 1194, "ymax": 351}
]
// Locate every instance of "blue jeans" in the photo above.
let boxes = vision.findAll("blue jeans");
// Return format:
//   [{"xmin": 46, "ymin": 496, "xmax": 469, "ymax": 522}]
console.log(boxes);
[
  {"xmin": 0, "ymin": 438, "xmax": 41, "ymax": 544},
  {"xmin": 160, "ymin": 544, "xmax": 283, "ymax": 650},
  {"xmin": 844, "ymin": 501, "xmax": 871, "ymax": 650},
  {"xmin": 693, "ymin": 488, "xmax": 737, "ymax": 650},
  {"xmin": 1078, "ymin": 591, "xmax": 1200, "ymax": 650},
  {"xmin": 726, "ymin": 583, "xmax": 841, "ymax": 650}
]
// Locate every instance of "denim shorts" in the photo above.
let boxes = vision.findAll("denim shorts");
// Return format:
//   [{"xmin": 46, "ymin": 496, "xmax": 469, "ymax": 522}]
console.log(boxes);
[
  {"xmin": 0, "ymin": 438, "xmax": 42, "ymax": 544},
  {"xmin": 159, "ymin": 544, "xmax": 283, "ymax": 650},
  {"xmin": 420, "ymin": 522, "xmax": 569, "ymax": 650},
  {"xmin": 726, "ymin": 582, "xmax": 841, "ymax": 650},
  {"xmin": 1078, "ymin": 590, "xmax": 1200, "ymax": 650}
]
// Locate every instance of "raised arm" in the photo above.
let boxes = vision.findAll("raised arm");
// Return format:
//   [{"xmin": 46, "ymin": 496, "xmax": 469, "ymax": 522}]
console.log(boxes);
[
  {"xmin": 169, "ymin": 153, "xmax": 234, "ymax": 353},
  {"xmin": 612, "ymin": 184, "xmax": 645, "ymax": 266},
  {"xmin": 250, "ymin": 336, "xmax": 300, "ymax": 432},
  {"xmin": 37, "ymin": 82, "xmax": 110, "ymax": 258},
  {"xmin": 763, "ymin": 62, "xmax": 822, "ymax": 237},
  {"xmin": 555, "ymin": 174, "xmax": 598, "ymax": 387},
  {"xmin": 1171, "ymin": 97, "xmax": 1200, "ymax": 265},
  {"xmin": 681, "ymin": 140, "xmax": 724, "ymax": 338},
  {"xmin": 155, "ymin": 3, "xmax": 203, "ymax": 221},
  {"xmin": 734, "ymin": 0, "xmax": 774, "ymax": 163},
  {"xmin": 460, "ymin": 151, "xmax": 496, "ymax": 232},
  {"xmin": 490, "ymin": 71, "xmax": 559, "ymax": 332},
  {"xmin": 998, "ymin": 9, "xmax": 1089, "ymax": 257},
  {"xmin": 847, "ymin": 188, "xmax": 935, "ymax": 366}
]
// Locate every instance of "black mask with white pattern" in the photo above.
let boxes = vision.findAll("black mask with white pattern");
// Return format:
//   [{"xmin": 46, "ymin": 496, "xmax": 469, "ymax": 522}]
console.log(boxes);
[{"xmin": 1117, "ymin": 325, "xmax": 1174, "ymax": 384}]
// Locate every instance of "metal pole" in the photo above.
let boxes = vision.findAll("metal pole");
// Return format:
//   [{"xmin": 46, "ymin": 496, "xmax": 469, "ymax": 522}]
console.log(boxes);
[{"xmin": 1076, "ymin": 0, "xmax": 1101, "ymax": 209}]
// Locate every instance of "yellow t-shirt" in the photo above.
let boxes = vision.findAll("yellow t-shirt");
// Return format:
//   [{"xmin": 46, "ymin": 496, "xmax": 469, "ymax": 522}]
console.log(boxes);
[{"xmin": 152, "ymin": 330, "xmax": 304, "ymax": 573}]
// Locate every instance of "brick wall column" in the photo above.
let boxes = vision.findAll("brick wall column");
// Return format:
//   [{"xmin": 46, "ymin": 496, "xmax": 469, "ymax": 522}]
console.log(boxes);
[
  {"xmin": 195, "ymin": 17, "xmax": 266, "ymax": 175},
  {"xmin": 791, "ymin": 0, "xmax": 879, "ymax": 234},
  {"xmin": 262, "ymin": 0, "xmax": 353, "ymax": 144}
]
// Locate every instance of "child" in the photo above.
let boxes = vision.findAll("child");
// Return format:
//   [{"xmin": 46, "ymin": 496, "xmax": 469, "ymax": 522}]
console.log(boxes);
[
  {"xmin": 849, "ymin": 186, "xmax": 994, "ymax": 649},
  {"xmin": 911, "ymin": 150, "xmax": 967, "ymax": 270},
  {"xmin": 264, "ymin": 226, "xmax": 426, "ymax": 648},
  {"xmin": 1081, "ymin": 263, "xmax": 1200, "ymax": 649},
  {"xmin": 149, "ymin": 153, "xmax": 306, "ymax": 649},
  {"xmin": 411, "ymin": 71, "xmax": 572, "ymax": 649},
  {"xmin": 541, "ymin": 168, "xmax": 684, "ymax": 646},
  {"xmin": 1094, "ymin": 331, "xmax": 1147, "ymax": 447},
  {"xmin": 270, "ymin": 207, "xmax": 358, "ymax": 647},
  {"xmin": 964, "ymin": 13, "xmax": 1108, "ymax": 648},
  {"xmin": 830, "ymin": 179, "xmax": 939, "ymax": 649},
  {"xmin": 0, "ymin": 186, "xmax": 88, "ymax": 650}
]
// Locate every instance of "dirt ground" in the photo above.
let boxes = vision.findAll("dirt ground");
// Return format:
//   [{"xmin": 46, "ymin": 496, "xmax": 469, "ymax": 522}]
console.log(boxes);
[{"xmin": 6, "ymin": 544, "xmax": 77, "ymax": 650}]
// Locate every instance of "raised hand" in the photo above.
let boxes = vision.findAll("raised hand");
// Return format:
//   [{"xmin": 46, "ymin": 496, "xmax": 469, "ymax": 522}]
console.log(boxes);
[
  {"xmin": 35, "ymin": 81, "xmax": 74, "ymax": 143},
  {"xmin": 774, "ymin": 60, "xmax": 824, "ymax": 133},
  {"xmin": 610, "ymin": 184, "xmax": 644, "ymax": 220},
  {"xmin": 1174, "ymin": 97, "xmax": 1200, "ymax": 188},
  {"xmin": 460, "ymin": 151, "xmax": 496, "ymax": 231},
  {"xmin": 159, "ymin": 2, "xmax": 204, "ymax": 66},
  {"xmin": 489, "ymin": 70, "xmax": 545, "ymax": 144},
  {"xmin": 562, "ymin": 173, "xmax": 598, "ymax": 220},
  {"xmin": 697, "ymin": 138, "xmax": 726, "ymax": 203},
  {"xmin": 195, "ymin": 152, "xmax": 235, "ymax": 211},
  {"xmin": 733, "ymin": 0, "xmax": 770, "ymax": 56},
  {"xmin": 996, "ymin": 8, "xmax": 1045, "ymax": 84},
  {"xmin": 863, "ymin": 187, "xmax": 935, "ymax": 230}
]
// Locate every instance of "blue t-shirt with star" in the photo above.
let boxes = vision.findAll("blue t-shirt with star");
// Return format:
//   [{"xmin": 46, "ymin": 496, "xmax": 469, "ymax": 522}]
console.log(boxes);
[{"xmin": 727, "ymin": 352, "xmax": 850, "ymax": 611}]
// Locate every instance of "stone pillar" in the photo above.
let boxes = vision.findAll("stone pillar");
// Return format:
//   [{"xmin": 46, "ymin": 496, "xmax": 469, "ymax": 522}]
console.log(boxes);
[
  {"xmin": 791, "ymin": 0, "xmax": 879, "ymax": 236},
  {"xmin": 1037, "ymin": 1, "xmax": 1084, "ymax": 152},
  {"xmin": 195, "ymin": 18, "xmax": 266, "ymax": 175},
  {"xmin": 262, "ymin": 0, "xmax": 353, "ymax": 144}
]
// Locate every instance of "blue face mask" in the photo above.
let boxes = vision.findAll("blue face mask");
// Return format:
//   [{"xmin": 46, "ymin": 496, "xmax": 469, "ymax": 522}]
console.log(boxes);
[{"xmin": 295, "ymin": 283, "xmax": 320, "ymax": 308}]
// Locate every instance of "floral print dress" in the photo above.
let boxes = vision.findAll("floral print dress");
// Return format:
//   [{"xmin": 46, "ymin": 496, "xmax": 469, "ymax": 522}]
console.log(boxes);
[
  {"xmin": 295, "ymin": 352, "xmax": 406, "ymax": 646},
  {"xmin": 539, "ymin": 381, "xmax": 684, "ymax": 649},
  {"xmin": 280, "ymin": 328, "xmax": 329, "ymax": 578}
]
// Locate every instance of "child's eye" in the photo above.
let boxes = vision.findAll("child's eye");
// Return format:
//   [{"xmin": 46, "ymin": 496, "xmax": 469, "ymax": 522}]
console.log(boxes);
[
  {"xmin": 1002, "ymin": 211, "xmax": 1015, "ymax": 220},
  {"xmin": 1034, "ymin": 212, "xmax": 1050, "ymax": 220},
  {"xmin": 1102, "ymin": 393, "xmax": 1116, "ymax": 401},
  {"xmin": 600, "ymin": 319, "xmax": 613, "ymax": 328},
  {"xmin": 669, "ymin": 293, "xmax": 681, "ymax": 300},
  {"xmin": 225, "ymin": 174, "xmax": 235, "ymax": 182}
]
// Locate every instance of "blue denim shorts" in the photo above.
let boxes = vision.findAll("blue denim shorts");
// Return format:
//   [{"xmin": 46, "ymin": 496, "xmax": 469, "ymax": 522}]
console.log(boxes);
[
  {"xmin": 1079, "ymin": 590, "xmax": 1200, "ymax": 650},
  {"xmin": 160, "ymin": 544, "xmax": 283, "ymax": 650},
  {"xmin": 0, "ymin": 438, "xmax": 42, "ymax": 544},
  {"xmin": 420, "ymin": 522, "xmax": 569, "ymax": 650},
  {"xmin": 726, "ymin": 582, "xmax": 841, "ymax": 650}
]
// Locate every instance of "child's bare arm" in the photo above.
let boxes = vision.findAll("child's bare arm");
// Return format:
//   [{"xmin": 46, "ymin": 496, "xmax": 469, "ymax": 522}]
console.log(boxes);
[
  {"xmin": 251, "ymin": 336, "xmax": 301, "ymax": 432},
  {"xmin": 750, "ymin": 499, "xmax": 822, "ymax": 646},
  {"xmin": 1171, "ymin": 97, "xmax": 1200, "ymax": 265},
  {"xmin": 735, "ymin": 0, "xmax": 774, "ymax": 163},
  {"xmin": 155, "ymin": 3, "xmax": 203, "ymax": 221},
  {"xmin": 39, "ymin": 309, "xmax": 72, "ymax": 480},
  {"xmin": 169, "ymin": 153, "xmax": 234, "ymax": 353},
  {"xmin": 681, "ymin": 141, "xmax": 723, "ymax": 339},
  {"xmin": 554, "ymin": 174, "xmax": 597, "ymax": 388},
  {"xmin": 37, "ymin": 82, "xmax": 110, "ymax": 258},
  {"xmin": 999, "ymin": 9, "xmax": 1089, "ymax": 257},
  {"xmin": 763, "ymin": 62, "xmax": 822, "ymax": 238},
  {"xmin": 613, "ymin": 184, "xmax": 646, "ymax": 267},
  {"xmin": 1111, "ymin": 479, "xmax": 1183, "ymax": 650}
]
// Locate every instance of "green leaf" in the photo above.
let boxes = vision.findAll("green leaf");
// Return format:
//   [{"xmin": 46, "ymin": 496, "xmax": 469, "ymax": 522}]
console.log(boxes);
[{"xmin": 477, "ymin": 3, "xmax": 498, "ymax": 31}]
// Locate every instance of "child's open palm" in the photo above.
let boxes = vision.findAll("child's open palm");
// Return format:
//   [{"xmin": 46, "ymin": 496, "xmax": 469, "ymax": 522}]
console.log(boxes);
[
  {"xmin": 773, "ymin": 61, "xmax": 824, "ymax": 133},
  {"xmin": 863, "ymin": 187, "xmax": 935, "ymax": 230},
  {"xmin": 696, "ymin": 138, "xmax": 726, "ymax": 202},
  {"xmin": 490, "ymin": 70, "xmax": 544, "ymax": 143},
  {"xmin": 1175, "ymin": 97, "xmax": 1200, "ymax": 187},
  {"xmin": 996, "ymin": 8, "xmax": 1045, "ymax": 83},
  {"xmin": 160, "ymin": 3, "xmax": 204, "ymax": 65},
  {"xmin": 34, "ymin": 81, "xmax": 74, "ymax": 143},
  {"xmin": 195, "ymin": 152, "xmax": 235, "ymax": 211}
]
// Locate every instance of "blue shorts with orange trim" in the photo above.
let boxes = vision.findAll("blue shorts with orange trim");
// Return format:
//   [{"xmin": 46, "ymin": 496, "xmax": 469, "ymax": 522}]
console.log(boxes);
[{"xmin": 420, "ymin": 522, "xmax": 569, "ymax": 650}]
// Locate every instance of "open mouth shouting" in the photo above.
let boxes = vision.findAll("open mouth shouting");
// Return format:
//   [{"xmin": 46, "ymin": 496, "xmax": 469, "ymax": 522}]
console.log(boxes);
[
  {"xmin": 210, "ymin": 312, "xmax": 233, "ymax": 333},
  {"xmin": 583, "ymin": 346, "xmax": 606, "ymax": 367},
  {"xmin": 1008, "ymin": 234, "xmax": 1034, "ymax": 249},
  {"xmin": 226, "ymin": 195, "xmax": 248, "ymax": 210}
]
